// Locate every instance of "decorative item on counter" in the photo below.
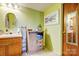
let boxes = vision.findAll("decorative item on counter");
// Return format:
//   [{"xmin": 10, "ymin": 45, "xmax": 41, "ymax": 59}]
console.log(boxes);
[
  {"xmin": 5, "ymin": 28, "xmax": 9, "ymax": 34},
  {"xmin": 27, "ymin": 25, "xmax": 32, "ymax": 31},
  {"xmin": 28, "ymin": 29, "xmax": 32, "ymax": 31},
  {"xmin": 8, "ymin": 30, "xmax": 13, "ymax": 34},
  {"xmin": 17, "ymin": 28, "xmax": 21, "ymax": 34},
  {"xmin": 35, "ymin": 24, "xmax": 42, "ymax": 32},
  {"xmin": 38, "ymin": 24, "xmax": 42, "ymax": 32}
]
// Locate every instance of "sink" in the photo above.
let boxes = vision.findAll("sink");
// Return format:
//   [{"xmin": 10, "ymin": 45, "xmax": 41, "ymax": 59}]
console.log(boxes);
[{"xmin": 0, "ymin": 33, "xmax": 22, "ymax": 38}]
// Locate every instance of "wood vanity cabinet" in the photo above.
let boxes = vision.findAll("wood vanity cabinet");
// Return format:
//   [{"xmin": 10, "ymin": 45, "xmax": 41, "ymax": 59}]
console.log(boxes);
[{"xmin": 0, "ymin": 37, "xmax": 22, "ymax": 56}]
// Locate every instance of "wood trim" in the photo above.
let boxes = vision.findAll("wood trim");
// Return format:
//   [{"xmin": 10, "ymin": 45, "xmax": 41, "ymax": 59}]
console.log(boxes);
[{"xmin": 62, "ymin": 3, "xmax": 64, "ymax": 56}]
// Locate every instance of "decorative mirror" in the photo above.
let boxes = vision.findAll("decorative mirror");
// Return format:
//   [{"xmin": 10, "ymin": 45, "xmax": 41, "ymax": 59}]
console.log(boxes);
[
  {"xmin": 5, "ymin": 13, "xmax": 16, "ymax": 30},
  {"xmin": 66, "ymin": 11, "xmax": 78, "ymax": 45}
]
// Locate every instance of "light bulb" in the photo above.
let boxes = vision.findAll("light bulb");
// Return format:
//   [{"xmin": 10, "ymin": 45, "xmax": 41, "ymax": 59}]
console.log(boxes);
[
  {"xmin": 8, "ymin": 3, "xmax": 12, "ymax": 8},
  {"xmin": 15, "ymin": 5, "xmax": 18, "ymax": 9}
]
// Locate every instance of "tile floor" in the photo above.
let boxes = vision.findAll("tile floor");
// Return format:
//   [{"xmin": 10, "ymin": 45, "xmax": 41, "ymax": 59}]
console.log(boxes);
[{"xmin": 22, "ymin": 49, "xmax": 58, "ymax": 56}]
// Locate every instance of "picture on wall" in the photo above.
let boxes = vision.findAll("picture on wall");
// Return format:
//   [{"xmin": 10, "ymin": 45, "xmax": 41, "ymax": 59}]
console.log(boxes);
[{"xmin": 45, "ymin": 10, "xmax": 60, "ymax": 25}]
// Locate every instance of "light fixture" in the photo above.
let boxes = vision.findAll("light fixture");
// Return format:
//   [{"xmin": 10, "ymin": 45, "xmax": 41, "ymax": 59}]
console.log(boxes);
[
  {"xmin": 7, "ymin": 3, "xmax": 12, "ymax": 8},
  {"xmin": 14, "ymin": 4, "xmax": 18, "ymax": 9},
  {"xmin": 1, "ymin": 3, "xmax": 20, "ymax": 10}
]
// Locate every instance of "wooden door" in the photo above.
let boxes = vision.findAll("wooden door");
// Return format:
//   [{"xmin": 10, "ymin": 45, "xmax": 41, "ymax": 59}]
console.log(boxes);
[{"xmin": 63, "ymin": 3, "xmax": 79, "ymax": 56}]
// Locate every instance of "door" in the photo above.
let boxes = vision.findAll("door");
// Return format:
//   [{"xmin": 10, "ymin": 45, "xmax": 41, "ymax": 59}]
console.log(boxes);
[{"xmin": 63, "ymin": 3, "xmax": 79, "ymax": 56}]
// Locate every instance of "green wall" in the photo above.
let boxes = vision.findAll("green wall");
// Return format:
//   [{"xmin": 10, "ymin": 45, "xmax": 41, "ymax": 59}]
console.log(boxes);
[
  {"xmin": 0, "ymin": 6, "xmax": 44, "ymax": 32},
  {"xmin": 44, "ymin": 3, "xmax": 63, "ymax": 55},
  {"xmin": 0, "ymin": 7, "xmax": 6, "ymax": 32}
]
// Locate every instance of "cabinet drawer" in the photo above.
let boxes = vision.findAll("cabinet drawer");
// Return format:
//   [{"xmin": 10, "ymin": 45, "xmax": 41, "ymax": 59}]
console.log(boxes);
[{"xmin": 0, "ymin": 37, "xmax": 22, "ymax": 43}]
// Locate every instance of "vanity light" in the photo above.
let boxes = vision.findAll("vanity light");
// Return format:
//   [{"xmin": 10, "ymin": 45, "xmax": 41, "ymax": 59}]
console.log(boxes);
[
  {"xmin": 7, "ymin": 3, "xmax": 17, "ymax": 9},
  {"xmin": 14, "ymin": 4, "xmax": 18, "ymax": 9},
  {"xmin": 7, "ymin": 3, "xmax": 12, "ymax": 8},
  {"xmin": 1, "ymin": 3, "xmax": 19, "ymax": 9}
]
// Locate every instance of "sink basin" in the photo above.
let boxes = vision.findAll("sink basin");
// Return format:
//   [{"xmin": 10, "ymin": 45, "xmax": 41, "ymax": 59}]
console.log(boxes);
[{"xmin": 0, "ymin": 33, "xmax": 22, "ymax": 38}]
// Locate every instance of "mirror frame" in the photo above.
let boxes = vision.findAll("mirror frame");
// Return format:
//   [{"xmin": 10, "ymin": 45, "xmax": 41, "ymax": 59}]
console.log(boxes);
[{"xmin": 5, "ymin": 12, "xmax": 16, "ymax": 30}]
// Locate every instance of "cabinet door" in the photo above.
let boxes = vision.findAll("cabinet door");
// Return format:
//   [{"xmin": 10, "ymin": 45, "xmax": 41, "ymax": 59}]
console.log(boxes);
[
  {"xmin": 0, "ymin": 45, "xmax": 6, "ymax": 56},
  {"xmin": 8, "ymin": 38, "xmax": 22, "ymax": 56},
  {"xmin": 0, "ymin": 37, "xmax": 22, "ymax": 56},
  {"xmin": 8, "ymin": 43, "xmax": 21, "ymax": 56}
]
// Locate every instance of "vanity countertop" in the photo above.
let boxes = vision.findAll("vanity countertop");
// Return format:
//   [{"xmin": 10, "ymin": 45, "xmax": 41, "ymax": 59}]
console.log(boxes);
[{"xmin": 0, "ymin": 33, "xmax": 22, "ymax": 38}]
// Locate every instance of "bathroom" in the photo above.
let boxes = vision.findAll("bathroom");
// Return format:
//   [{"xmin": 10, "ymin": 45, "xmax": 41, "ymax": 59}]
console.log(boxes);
[{"xmin": 0, "ymin": 3, "xmax": 63, "ymax": 56}]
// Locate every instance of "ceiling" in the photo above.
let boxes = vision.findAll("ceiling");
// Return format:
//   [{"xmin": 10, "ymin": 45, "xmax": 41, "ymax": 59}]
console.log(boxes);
[{"xmin": 19, "ymin": 3, "xmax": 53, "ymax": 12}]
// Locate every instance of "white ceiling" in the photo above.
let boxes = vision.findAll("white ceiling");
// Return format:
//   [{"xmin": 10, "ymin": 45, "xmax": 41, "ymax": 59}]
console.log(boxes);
[{"xmin": 19, "ymin": 3, "xmax": 53, "ymax": 12}]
